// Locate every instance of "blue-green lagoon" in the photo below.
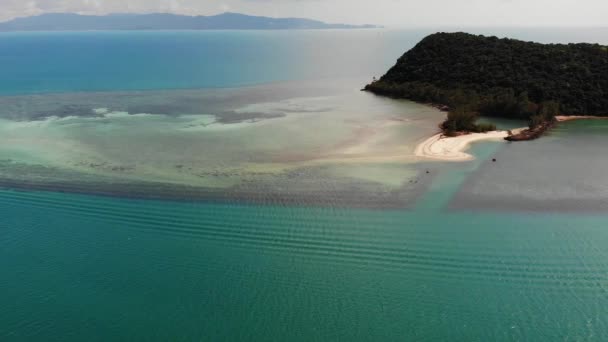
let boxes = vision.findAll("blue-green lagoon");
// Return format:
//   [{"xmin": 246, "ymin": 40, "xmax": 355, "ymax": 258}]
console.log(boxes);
[{"xmin": 2, "ymin": 29, "xmax": 608, "ymax": 341}]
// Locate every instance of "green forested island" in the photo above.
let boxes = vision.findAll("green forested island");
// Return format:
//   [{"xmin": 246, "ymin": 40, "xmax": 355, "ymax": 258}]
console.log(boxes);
[{"xmin": 365, "ymin": 32, "xmax": 608, "ymax": 136}]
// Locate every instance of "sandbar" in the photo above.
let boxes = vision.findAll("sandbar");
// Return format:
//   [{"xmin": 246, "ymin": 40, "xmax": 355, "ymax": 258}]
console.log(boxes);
[{"xmin": 415, "ymin": 130, "xmax": 519, "ymax": 161}]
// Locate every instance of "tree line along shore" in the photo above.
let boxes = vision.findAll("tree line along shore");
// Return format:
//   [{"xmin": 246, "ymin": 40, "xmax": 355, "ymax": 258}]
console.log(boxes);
[{"xmin": 365, "ymin": 32, "xmax": 608, "ymax": 140}]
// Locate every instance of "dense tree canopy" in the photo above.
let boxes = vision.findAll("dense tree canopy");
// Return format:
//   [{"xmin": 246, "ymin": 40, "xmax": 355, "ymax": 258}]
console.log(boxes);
[{"xmin": 365, "ymin": 32, "xmax": 608, "ymax": 118}]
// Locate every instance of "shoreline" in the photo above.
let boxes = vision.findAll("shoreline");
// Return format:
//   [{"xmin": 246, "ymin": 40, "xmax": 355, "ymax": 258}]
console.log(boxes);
[
  {"xmin": 555, "ymin": 115, "xmax": 608, "ymax": 122},
  {"xmin": 415, "ymin": 130, "xmax": 518, "ymax": 161}
]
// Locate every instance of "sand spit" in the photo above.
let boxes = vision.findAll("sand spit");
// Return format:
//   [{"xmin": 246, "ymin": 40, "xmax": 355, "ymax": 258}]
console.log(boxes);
[{"xmin": 415, "ymin": 130, "xmax": 515, "ymax": 161}]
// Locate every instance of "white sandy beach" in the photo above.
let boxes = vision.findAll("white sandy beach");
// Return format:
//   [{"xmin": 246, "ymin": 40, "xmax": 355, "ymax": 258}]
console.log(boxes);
[
  {"xmin": 415, "ymin": 130, "xmax": 514, "ymax": 161},
  {"xmin": 414, "ymin": 116, "xmax": 608, "ymax": 162}
]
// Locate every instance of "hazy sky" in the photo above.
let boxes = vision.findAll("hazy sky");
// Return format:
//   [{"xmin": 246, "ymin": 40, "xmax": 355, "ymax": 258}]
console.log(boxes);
[{"xmin": 1, "ymin": 0, "xmax": 606, "ymax": 27}]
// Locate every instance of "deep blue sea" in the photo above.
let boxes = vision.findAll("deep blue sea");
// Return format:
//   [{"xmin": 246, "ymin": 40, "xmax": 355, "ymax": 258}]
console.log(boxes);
[
  {"xmin": 0, "ymin": 30, "xmax": 422, "ymax": 94},
  {"xmin": 2, "ymin": 28, "xmax": 608, "ymax": 341}
]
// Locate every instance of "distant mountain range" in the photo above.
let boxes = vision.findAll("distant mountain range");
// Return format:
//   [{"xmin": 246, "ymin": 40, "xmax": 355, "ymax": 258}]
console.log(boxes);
[{"xmin": 0, "ymin": 13, "xmax": 379, "ymax": 31}]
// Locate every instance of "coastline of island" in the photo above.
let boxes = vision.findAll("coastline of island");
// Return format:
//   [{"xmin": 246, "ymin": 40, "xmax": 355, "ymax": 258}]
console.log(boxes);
[
  {"xmin": 414, "ymin": 114, "xmax": 608, "ymax": 161},
  {"xmin": 364, "ymin": 32, "xmax": 608, "ymax": 144},
  {"xmin": 555, "ymin": 115, "xmax": 608, "ymax": 122}
]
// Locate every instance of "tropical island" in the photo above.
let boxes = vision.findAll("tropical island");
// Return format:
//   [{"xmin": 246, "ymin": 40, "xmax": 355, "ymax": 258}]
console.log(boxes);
[{"xmin": 365, "ymin": 32, "xmax": 608, "ymax": 141}]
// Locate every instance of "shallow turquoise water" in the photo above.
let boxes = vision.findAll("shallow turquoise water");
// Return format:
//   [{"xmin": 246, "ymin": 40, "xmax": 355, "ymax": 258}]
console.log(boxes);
[
  {"xmin": 2, "ymin": 145, "xmax": 608, "ymax": 341},
  {"xmin": 2, "ymin": 29, "xmax": 608, "ymax": 341}
]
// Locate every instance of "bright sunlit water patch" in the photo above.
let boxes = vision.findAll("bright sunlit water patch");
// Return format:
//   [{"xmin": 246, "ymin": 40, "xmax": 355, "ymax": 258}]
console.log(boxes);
[{"xmin": 453, "ymin": 120, "xmax": 608, "ymax": 212}]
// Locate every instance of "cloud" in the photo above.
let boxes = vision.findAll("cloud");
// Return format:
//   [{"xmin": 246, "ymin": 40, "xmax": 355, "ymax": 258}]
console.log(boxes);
[{"xmin": 220, "ymin": 3, "xmax": 231, "ymax": 12}]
